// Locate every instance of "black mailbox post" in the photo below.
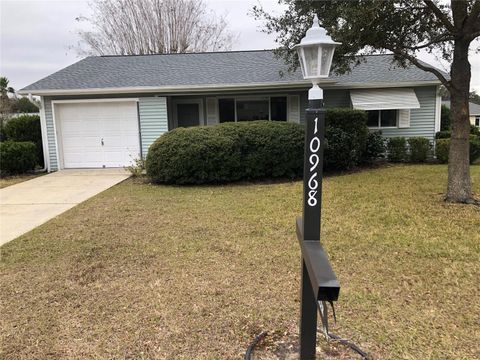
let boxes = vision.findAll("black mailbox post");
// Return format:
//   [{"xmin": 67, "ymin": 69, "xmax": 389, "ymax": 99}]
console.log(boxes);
[
  {"xmin": 293, "ymin": 15, "xmax": 341, "ymax": 359},
  {"xmin": 297, "ymin": 99, "xmax": 340, "ymax": 359}
]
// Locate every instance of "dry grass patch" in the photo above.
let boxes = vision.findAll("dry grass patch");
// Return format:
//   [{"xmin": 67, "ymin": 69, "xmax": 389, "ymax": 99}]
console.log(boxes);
[
  {"xmin": 0, "ymin": 173, "xmax": 44, "ymax": 189},
  {"xmin": 1, "ymin": 165, "xmax": 479, "ymax": 359}
]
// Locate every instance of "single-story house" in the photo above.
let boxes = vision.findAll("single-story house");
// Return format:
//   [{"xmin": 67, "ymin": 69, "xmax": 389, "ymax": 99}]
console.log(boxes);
[
  {"xmin": 442, "ymin": 100, "xmax": 480, "ymax": 128},
  {"xmin": 19, "ymin": 50, "xmax": 442, "ymax": 172}
]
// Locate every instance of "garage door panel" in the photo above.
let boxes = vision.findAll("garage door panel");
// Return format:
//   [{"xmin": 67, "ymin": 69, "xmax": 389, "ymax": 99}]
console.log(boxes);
[
  {"xmin": 63, "ymin": 151, "xmax": 104, "ymax": 168},
  {"xmin": 57, "ymin": 101, "xmax": 140, "ymax": 168},
  {"xmin": 103, "ymin": 151, "xmax": 127, "ymax": 168},
  {"xmin": 64, "ymin": 135, "xmax": 100, "ymax": 149}
]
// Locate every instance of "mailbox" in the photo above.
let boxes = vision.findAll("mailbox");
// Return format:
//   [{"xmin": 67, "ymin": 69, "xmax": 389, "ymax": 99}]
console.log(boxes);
[{"xmin": 297, "ymin": 102, "xmax": 340, "ymax": 359}]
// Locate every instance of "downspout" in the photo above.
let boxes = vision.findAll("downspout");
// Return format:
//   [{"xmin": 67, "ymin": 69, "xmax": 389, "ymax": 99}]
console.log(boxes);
[
  {"xmin": 136, "ymin": 100, "xmax": 143, "ymax": 158},
  {"xmin": 38, "ymin": 96, "xmax": 49, "ymax": 172}
]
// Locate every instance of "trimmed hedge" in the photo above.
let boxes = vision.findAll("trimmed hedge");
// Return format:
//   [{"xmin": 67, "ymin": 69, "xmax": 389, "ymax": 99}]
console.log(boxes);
[
  {"xmin": 4, "ymin": 115, "xmax": 43, "ymax": 167},
  {"xmin": 0, "ymin": 141, "xmax": 37, "ymax": 174},
  {"xmin": 408, "ymin": 137, "xmax": 431, "ymax": 162},
  {"xmin": 435, "ymin": 130, "xmax": 451, "ymax": 139},
  {"xmin": 435, "ymin": 139, "xmax": 449, "ymax": 163},
  {"xmin": 436, "ymin": 126, "xmax": 480, "ymax": 139},
  {"xmin": 435, "ymin": 138, "xmax": 480, "ymax": 164},
  {"xmin": 324, "ymin": 108, "xmax": 369, "ymax": 170},
  {"xmin": 472, "ymin": 138, "xmax": 480, "ymax": 163},
  {"xmin": 147, "ymin": 109, "xmax": 372, "ymax": 184},
  {"xmin": 387, "ymin": 137, "xmax": 407, "ymax": 162},
  {"xmin": 146, "ymin": 121, "xmax": 304, "ymax": 184},
  {"xmin": 363, "ymin": 131, "xmax": 385, "ymax": 163}
]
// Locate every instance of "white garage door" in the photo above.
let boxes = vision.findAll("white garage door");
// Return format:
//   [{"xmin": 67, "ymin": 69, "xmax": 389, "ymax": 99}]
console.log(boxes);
[{"xmin": 56, "ymin": 101, "xmax": 140, "ymax": 168}]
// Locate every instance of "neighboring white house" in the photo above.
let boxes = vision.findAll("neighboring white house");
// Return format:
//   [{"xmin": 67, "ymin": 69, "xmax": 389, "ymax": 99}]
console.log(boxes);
[{"xmin": 18, "ymin": 51, "xmax": 443, "ymax": 172}]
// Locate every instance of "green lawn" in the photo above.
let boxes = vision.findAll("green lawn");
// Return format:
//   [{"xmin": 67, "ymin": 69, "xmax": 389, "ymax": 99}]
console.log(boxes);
[{"xmin": 1, "ymin": 165, "xmax": 479, "ymax": 359}]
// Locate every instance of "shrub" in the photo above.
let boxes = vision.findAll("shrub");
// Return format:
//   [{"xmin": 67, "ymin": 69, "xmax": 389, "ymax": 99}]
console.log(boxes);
[
  {"xmin": 147, "ymin": 109, "xmax": 370, "ymax": 184},
  {"xmin": 435, "ymin": 130, "xmax": 451, "ymax": 139},
  {"xmin": 437, "ymin": 127, "xmax": 480, "ymax": 139},
  {"xmin": 0, "ymin": 119, "xmax": 6, "ymax": 142},
  {"xmin": 408, "ymin": 137, "xmax": 431, "ymax": 162},
  {"xmin": 440, "ymin": 105, "xmax": 451, "ymax": 131},
  {"xmin": 471, "ymin": 125, "xmax": 480, "ymax": 137},
  {"xmin": 0, "ymin": 141, "xmax": 37, "ymax": 174},
  {"xmin": 146, "ymin": 121, "xmax": 304, "ymax": 184},
  {"xmin": 324, "ymin": 108, "xmax": 369, "ymax": 170},
  {"xmin": 471, "ymin": 138, "xmax": 480, "ymax": 163},
  {"xmin": 387, "ymin": 137, "xmax": 407, "ymax": 162},
  {"xmin": 125, "ymin": 156, "xmax": 145, "ymax": 177},
  {"xmin": 362, "ymin": 131, "xmax": 385, "ymax": 163},
  {"xmin": 435, "ymin": 139, "xmax": 449, "ymax": 163},
  {"xmin": 4, "ymin": 115, "xmax": 43, "ymax": 167},
  {"xmin": 435, "ymin": 138, "xmax": 480, "ymax": 164}
]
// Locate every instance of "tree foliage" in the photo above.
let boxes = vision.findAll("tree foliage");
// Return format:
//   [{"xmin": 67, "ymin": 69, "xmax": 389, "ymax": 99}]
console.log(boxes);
[
  {"xmin": 11, "ymin": 98, "xmax": 39, "ymax": 113},
  {"xmin": 76, "ymin": 0, "xmax": 236, "ymax": 55},
  {"xmin": 253, "ymin": 0, "xmax": 480, "ymax": 203},
  {"xmin": 470, "ymin": 90, "xmax": 480, "ymax": 104},
  {"xmin": 0, "ymin": 76, "xmax": 15, "ymax": 116}
]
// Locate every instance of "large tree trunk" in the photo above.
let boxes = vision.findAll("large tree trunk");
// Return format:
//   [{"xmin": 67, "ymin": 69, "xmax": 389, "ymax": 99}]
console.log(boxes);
[{"xmin": 446, "ymin": 38, "xmax": 472, "ymax": 203}]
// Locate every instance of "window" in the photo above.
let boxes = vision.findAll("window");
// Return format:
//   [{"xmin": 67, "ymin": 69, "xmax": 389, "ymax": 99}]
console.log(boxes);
[
  {"xmin": 270, "ymin": 97, "xmax": 287, "ymax": 121},
  {"xmin": 236, "ymin": 99, "xmax": 269, "ymax": 121},
  {"xmin": 218, "ymin": 96, "xmax": 288, "ymax": 122},
  {"xmin": 219, "ymin": 98, "xmax": 235, "ymax": 123},
  {"xmin": 177, "ymin": 103, "xmax": 200, "ymax": 127},
  {"xmin": 476, "ymin": 116, "xmax": 480, "ymax": 127},
  {"xmin": 366, "ymin": 109, "xmax": 398, "ymax": 128}
]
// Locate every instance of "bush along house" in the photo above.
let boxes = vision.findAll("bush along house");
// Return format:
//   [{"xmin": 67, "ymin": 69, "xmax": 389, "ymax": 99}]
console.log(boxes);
[{"xmin": 18, "ymin": 50, "xmax": 443, "ymax": 172}]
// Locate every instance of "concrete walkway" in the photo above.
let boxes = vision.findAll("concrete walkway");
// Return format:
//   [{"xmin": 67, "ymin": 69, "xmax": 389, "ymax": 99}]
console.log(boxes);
[{"xmin": 0, "ymin": 169, "xmax": 130, "ymax": 246}]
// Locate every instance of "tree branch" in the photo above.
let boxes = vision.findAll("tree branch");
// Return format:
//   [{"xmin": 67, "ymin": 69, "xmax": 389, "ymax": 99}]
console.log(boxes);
[
  {"xmin": 423, "ymin": 0, "xmax": 456, "ymax": 33},
  {"xmin": 468, "ymin": 0, "xmax": 480, "ymax": 23},
  {"xmin": 390, "ymin": 48, "xmax": 451, "ymax": 89},
  {"xmin": 466, "ymin": 0, "xmax": 480, "ymax": 34},
  {"xmin": 469, "ymin": 30, "xmax": 480, "ymax": 41},
  {"xmin": 404, "ymin": 35, "xmax": 454, "ymax": 50}
]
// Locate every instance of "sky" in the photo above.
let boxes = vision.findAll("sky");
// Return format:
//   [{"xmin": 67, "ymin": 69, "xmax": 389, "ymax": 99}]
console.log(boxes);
[{"xmin": 1, "ymin": 0, "xmax": 479, "ymax": 93}]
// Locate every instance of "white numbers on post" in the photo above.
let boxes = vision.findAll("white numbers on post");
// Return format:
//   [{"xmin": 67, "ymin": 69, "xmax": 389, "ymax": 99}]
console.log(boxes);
[{"xmin": 307, "ymin": 117, "xmax": 320, "ymax": 207}]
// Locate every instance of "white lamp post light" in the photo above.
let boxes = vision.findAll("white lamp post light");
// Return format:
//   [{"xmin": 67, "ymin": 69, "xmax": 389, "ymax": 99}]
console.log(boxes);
[{"xmin": 294, "ymin": 15, "xmax": 341, "ymax": 100}]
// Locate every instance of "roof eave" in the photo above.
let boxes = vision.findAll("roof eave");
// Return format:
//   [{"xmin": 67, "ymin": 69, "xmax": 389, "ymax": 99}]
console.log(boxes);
[
  {"xmin": 18, "ymin": 80, "xmax": 314, "ymax": 96},
  {"xmin": 326, "ymin": 80, "xmax": 442, "ymax": 89},
  {"xmin": 18, "ymin": 79, "xmax": 442, "ymax": 97}
]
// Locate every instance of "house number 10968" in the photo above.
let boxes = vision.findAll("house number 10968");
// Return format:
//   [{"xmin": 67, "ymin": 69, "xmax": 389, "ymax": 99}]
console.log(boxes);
[{"xmin": 307, "ymin": 117, "xmax": 320, "ymax": 207}]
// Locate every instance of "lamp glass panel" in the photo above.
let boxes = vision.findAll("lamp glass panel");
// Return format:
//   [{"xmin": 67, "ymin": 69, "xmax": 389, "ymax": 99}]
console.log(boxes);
[
  {"xmin": 303, "ymin": 46, "xmax": 319, "ymax": 77},
  {"xmin": 297, "ymin": 49, "xmax": 307, "ymax": 78},
  {"xmin": 320, "ymin": 45, "xmax": 335, "ymax": 76}
]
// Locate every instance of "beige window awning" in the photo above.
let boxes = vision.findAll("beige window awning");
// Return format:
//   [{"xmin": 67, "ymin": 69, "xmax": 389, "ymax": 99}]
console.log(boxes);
[{"xmin": 350, "ymin": 88, "xmax": 420, "ymax": 110}]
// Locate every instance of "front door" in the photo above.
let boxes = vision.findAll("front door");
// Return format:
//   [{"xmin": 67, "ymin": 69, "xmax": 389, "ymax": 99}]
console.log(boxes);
[{"xmin": 173, "ymin": 99, "xmax": 204, "ymax": 128}]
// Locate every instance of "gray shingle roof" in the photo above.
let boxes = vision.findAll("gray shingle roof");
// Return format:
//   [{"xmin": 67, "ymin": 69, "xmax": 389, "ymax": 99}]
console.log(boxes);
[
  {"xmin": 442, "ymin": 100, "xmax": 480, "ymax": 115},
  {"xmin": 20, "ymin": 50, "xmax": 441, "ymax": 93}
]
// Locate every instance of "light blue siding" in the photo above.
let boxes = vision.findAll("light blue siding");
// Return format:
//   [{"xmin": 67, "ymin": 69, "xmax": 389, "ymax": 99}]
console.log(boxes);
[
  {"xmin": 299, "ymin": 91, "xmax": 308, "ymax": 123},
  {"xmin": 325, "ymin": 89, "xmax": 351, "ymax": 108},
  {"xmin": 41, "ymin": 87, "xmax": 437, "ymax": 171},
  {"xmin": 299, "ymin": 89, "xmax": 351, "ymax": 124},
  {"xmin": 43, "ymin": 97, "xmax": 59, "ymax": 171},
  {"xmin": 138, "ymin": 97, "xmax": 168, "ymax": 157},
  {"xmin": 380, "ymin": 86, "xmax": 437, "ymax": 140},
  {"xmin": 300, "ymin": 87, "xmax": 437, "ymax": 140},
  {"xmin": 42, "ymin": 96, "xmax": 168, "ymax": 171}
]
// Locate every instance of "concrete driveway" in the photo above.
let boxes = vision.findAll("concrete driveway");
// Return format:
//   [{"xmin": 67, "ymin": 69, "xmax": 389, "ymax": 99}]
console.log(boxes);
[{"xmin": 0, "ymin": 169, "xmax": 130, "ymax": 246}]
